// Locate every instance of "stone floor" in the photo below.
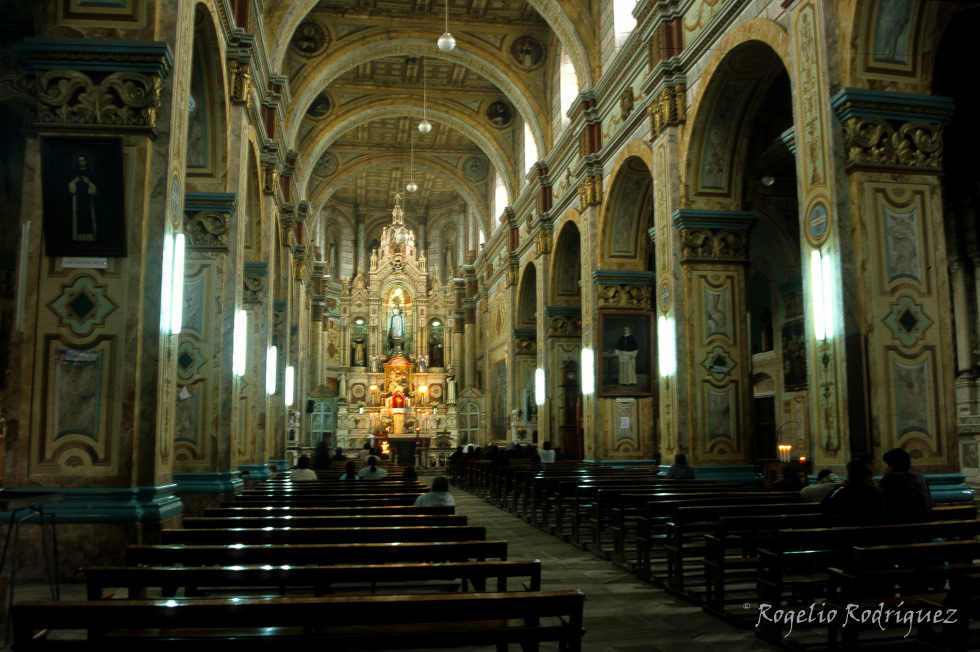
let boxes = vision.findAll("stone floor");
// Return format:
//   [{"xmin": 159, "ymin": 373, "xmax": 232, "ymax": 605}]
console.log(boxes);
[{"xmin": 5, "ymin": 474, "xmax": 782, "ymax": 651}]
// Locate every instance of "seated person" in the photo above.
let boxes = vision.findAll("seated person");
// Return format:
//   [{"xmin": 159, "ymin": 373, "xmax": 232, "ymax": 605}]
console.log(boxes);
[
  {"xmin": 880, "ymin": 447, "xmax": 932, "ymax": 523},
  {"xmin": 800, "ymin": 468, "xmax": 840, "ymax": 502},
  {"xmin": 822, "ymin": 458, "xmax": 884, "ymax": 526},
  {"xmin": 664, "ymin": 453, "xmax": 695, "ymax": 479},
  {"xmin": 289, "ymin": 455, "xmax": 318, "ymax": 481},
  {"xmin": 357, "ymin": 443, "xmax": 373, "ymax": 460},
  {"xmin": 331, "ymin": 447, "xmax": 347, "ymax": 462},
  {"xmin": 357, "ymin": 456, "xmax": 389, "ymax": 480},
  {"xmin": 339, "ymin": 460, "xmax": 359, "ymax": 480},
  {"xmin": 538, "ymin": 441, "xmax": 556, "ymax": 464},
  {"xmin": 414, "ymin": 476, "xmax": 455, "ymax": 508},
  {"xmin": 402, "ymin": 466, "xmax": 418, "ymax": 481},
  {"xmin": 773, "ymin": 464, "xmax": 807, "ymax": 491}
]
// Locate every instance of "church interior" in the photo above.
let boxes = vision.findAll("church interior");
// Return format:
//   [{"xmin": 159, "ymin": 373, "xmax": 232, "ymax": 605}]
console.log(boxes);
[{"xmin": 1, "ymin": 0, "xmax": 980, "ymax": 636}]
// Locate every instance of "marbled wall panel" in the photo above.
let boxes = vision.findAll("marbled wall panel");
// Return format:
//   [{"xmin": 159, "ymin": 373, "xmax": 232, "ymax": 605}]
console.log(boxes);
[{"xmin": 40, "ymin": 335, "xmax": 115, "ymax": 472}]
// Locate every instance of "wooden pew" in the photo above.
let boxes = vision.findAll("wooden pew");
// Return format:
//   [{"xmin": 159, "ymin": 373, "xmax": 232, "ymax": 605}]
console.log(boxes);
[
  {"xmin": 755, "ymin": 517, "xmax": 980, "ymax": 642},
  {"xmin": 12, "ymin": 590, "xmax": 587, "ymax": 651},
  {"xmin": 823, "ymin": 540, "xmax": 980, "ymax": 650},
  {"xmin": 181, "ymin": 514, "xmax": 467, "ymax": 529},
  {"xmin": 633, "ymin": 492, "xmax": 803, "ymax": 581},
  {"xmin": 223, "ymin": 495, "xmax": 422, "ymax": 507},
  {"xmin": 159, "ymin": 525, "xmax": 487, "ymax": 546},
  {"xmin": 85, "ymin": 559, "xmax": 543, "ymax": 599},
  {"xmin": 203, "ymin": 505, "xmax": 456, "ymax": 517},
  {"xmin": 126, "ymin": 540, "xmax": 510, "ymax": 567},
  {"xmin": 663, "ymin": 502, "xmax": 818, "ymax": 599},
  {"xmin": 917, "ymin": 573, "xmax": 980, "ymax": 652}
]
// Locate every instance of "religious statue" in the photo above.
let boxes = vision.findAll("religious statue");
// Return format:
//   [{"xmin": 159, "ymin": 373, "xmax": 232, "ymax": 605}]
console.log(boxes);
[
  {"xmin": 428, "ymin": 334, "xmax": 444, "ymax": 368},
  {"xmin": 338, "ymin": 372, "xmax": 347, "ymax": 400},
  {"xmin": 446, "ymin": 373, "xmax": 456, "ymax": 405},
  {"xmin": 387, "ymin": 302, "xmax": 406, "ymax": 354},
  {"xmin": 352, "ymin": 336, "xmax": 366, "ymax": 366}
]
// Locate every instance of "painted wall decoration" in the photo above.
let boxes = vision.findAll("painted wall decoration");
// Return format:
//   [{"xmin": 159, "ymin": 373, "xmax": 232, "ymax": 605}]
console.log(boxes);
[
  {"xmin": 53, "ymin": 348, "xmax": 103, "ymax": 441},
  {"xmin": 598, "ymin": 312, "xmax": 654, "ymax": 397},
  {"xmin": 41, "ymin": 137, "xmax": 126, "ymax": 257},
  {"xmin": 511, "ymin": 35, "xmax": 544, "ymax": 69},
  {"xmin": 292, "ymin": 20, "xmax": 329, "ymax": 56},
  {"xmin": 893, "ymin": 358, "xmax": 932, "ymax": 439},
  {"xmin": 615, "ymin": 398, "xmax": 637, "ymax": 448},
  {"xmin": 781, "ymin": 319, "xmax": 808, "ymax": 391},
  {"xmin": 872, "ymin": 0, "xmax": 914, "ymax": 65},
  {"xmin": 706, "ymin": 386, "xmax": 734, "ymax": 441},
  {"xmin": 704, "ymin": 287, "xmax": 731, "ymax": 340},
  {"xmin": 807, "ymin": 202, "xmax": 828, "ymax": 244},
  {"xmin": 883, "ymin": 205, "xmax": 922, "ymax": 283},
  {"xmin": 610, "ymin": 175, "xmax": 648, "ymax": 255},
  {"xmin": 486, "ymin": 101, "xmax": 513, "ymax": 128}
]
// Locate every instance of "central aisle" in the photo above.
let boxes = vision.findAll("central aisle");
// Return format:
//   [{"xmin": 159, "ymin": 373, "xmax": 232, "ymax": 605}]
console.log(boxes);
[{"xmin": 449, "ymin": 484, "xmax": 779, "ymax": 651}]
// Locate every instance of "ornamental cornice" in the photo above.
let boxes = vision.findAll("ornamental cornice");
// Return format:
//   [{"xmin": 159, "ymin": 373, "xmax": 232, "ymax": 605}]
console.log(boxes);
[
  {"xmin": 596, "ymin": 283, "xmax": 652, "ymax": 311},
  {"xmin": 648, "ymin": 83, "xmax": 686, "ymax": 137},
  {"xmin": 840, "ymin": 117, "xmax": 942, "ymax": 172}
]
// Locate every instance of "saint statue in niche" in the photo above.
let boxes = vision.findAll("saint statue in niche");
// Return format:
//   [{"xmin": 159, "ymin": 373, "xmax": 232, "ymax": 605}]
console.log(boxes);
[{"xmin": 387, "ymin": 301, "xmax": 406, "ymax": 354}]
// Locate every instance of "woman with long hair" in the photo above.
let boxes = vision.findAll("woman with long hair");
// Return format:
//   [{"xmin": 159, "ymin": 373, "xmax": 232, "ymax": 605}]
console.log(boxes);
[
  {"xmin": 357, "ymin": 456, "xmax": 388, "ymax": 480},
  {"xmin": 339, "ymin": 460, "xmax": 358, "ymax": 480},
  {"xmin": 822, "ymin": 458, "xmax": 884, "ymax": 526}
]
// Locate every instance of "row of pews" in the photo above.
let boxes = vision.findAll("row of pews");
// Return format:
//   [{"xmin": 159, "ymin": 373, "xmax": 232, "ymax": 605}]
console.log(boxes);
[
  {"xmin": 450, "ymin": 457, "xmax": 979, "ymax": 651},
  {"xmin": 13, "ymin": 464, "xmax": 586, "ymax": 650}
]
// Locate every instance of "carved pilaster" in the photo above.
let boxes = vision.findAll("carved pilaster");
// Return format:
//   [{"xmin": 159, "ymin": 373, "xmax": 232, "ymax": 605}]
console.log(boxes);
[
  {"xmin": 243, "ymin": 272, "xmax": 265, "ymax": 304},
  {"xmin": 577, "ymin": 173, "xmax": 603, "ymax": 209},
  {"xmin": 228, "ymin": 59, "xmax": 252, "ymax": 104},
  {"xmin": 535, "ymin": 226, "xmax": 553, "ymax": 257},
  {"xmin": 183, "ymin": 212, "xmax": 230, "ymax": 250},
  {"xmin": 261, "ymin": 161, "xmax": 278, "ymax": 194},
  {"xmin": 596, "ymin": 283, "xmax": 651, "ymax": 310},
  {"xmin": 648, "ymin": 83, "xmax": 687, "ymax": 137}
]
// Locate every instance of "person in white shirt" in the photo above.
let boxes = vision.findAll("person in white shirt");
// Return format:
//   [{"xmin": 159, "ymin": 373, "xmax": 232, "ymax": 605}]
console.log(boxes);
[
  {"xmin": 414, "ymin": 476, "xmax": 455, "ymax": 508},
  {"xmin": 800, "ymin": 468, "xmax": 840, "ymax": 502},
  {"xmin": 537, "ymin": 440, "xmax": 556, "ymax": 464},
  {"xmin": 290, "ymin": 455, "xmax": 318, "ymax": 481},
  {"xmin": 357, "ymin": 456, "xmax": 388, "ymax": 480}
]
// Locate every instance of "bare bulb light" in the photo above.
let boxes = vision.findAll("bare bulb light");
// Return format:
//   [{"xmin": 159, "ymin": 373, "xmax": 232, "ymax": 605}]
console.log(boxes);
[
  {"xmin": 418, "ymin": 119, "xmax": 432, "ymax": 134},
  {"xmin": 437, "ymin": 32, "xmax": 455, "ymax": 52},
  {"xmin": 407, "ymin": 181, "xmax": 418, "ymax": 192}
]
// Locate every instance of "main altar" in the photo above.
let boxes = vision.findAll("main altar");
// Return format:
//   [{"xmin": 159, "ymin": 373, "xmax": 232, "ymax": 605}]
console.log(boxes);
[{"xmin": 335, "ymin": 195, "xmax": 458, "ymax": 462}]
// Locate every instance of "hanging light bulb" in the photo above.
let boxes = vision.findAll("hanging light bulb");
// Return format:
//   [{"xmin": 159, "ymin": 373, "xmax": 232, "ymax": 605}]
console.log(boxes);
[
  {"xmin": 437, "ymin": 0, "xmax": 455, "ymax": 51},
  {"xmin": 419, "ymin": 56, "xmax": 432, "ymax": 134}
]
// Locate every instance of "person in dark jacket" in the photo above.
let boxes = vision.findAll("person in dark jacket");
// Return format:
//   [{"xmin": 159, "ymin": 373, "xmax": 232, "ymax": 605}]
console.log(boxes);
[
  {"xmin": 880, "ymin": 448, "xmax": 932, "ymax": 523},
  {"xmin": 822, "ymin": 458, "xmax": 884, "ymax": 527},
  {"xmin": 664, "ymin": 453, "xmax": 695, "ymax": 479},
  {"xmin": 773, "ymin": 464, "xmax": 807, "ymax": 491}
]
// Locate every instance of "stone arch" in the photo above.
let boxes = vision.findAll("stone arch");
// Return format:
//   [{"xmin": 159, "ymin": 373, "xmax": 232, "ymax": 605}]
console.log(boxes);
[
  {"xmin": 517, "ymin": 262, "xmax": 538, "ymax": 327},
  {"xmin": 185, "ymin": 3, "xmax": 228, "ymax": 190},
  {"xmin": 550, "ymin": 220, "xmax": 582, "ymax": 305},
  {"xmin": 598, "ymin": 154, "xmax": 653, "ymax": 269}
]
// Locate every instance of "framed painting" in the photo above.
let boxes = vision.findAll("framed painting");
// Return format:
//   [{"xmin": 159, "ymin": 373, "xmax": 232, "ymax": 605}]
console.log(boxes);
[
  {"xmin": 598, "ymin": 312, "xmax": 654, "ymax": 397},
  {"xmin": 781, "ymin": 318, "xmax": 808, "ymax": 391},
  {"xmin": 41, "ymin": 137, "xmax": 127, "ymax": 257}
]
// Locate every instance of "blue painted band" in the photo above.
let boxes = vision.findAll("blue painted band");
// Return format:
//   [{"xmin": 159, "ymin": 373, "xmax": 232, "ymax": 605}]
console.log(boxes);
[{"xmin": 0, "ymin": 485, "xmax": 182, "ymax": 524}]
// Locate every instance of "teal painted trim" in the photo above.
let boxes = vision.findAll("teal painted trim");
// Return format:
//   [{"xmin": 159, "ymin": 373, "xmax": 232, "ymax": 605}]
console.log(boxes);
[
  {"xmin": 173, "ymin": 472, "xmax": 244, "ymax": 495},
  {"xmin": 805, "ymin": 473, "xmax": 973, "ymax": 505},
  {"xmin": 831, "ymin": 88, "xmax": 954, "ymax": 124},
  {"xmin": 239, "ymin": 464, "xmax": 273, "ymax": 480},
  {"xmin": 781, "ymin": 126, "xmax": 796, "ymax": 153},
  {"xmin": 12, "ymin": 38, "xmax": 173, "ymax": 77},
  {"xmin": 183, "ymin": 192, "xmax": 238, "ymax": 214},
  {"xmin": 672, "ymin": 210, "xmax": 757, "ymax": 231},
  {"xmin": 591, "ymin": 270, "xmax": 656, "ymax": 284},
  {"xmin": 244, "ymin": 262, "xmax": 268, "ymax": 273},
  {"xmin": 269, "ymin": 459, "xmax": 289, "ymax": 470},
  {"xmin": 544, "ymin": 306, "xmax": 581, "ymax": 317},
  {"xmin": 513, "ymin": 329, "xmax": 535, "ymax": 338},
  {"xmin": 0, "ymin": 485, "xmax": 182, "ymax": 524},
  {"xmin": 274, "ymin": 301, "xmax": 288, "ymax": 311}
]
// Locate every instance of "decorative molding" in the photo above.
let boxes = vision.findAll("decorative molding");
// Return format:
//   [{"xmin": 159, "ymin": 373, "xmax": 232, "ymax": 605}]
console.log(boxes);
[
  {"xmin": 14, "ymin": 38, "xmax": 172, "ymax": 134},
  {"xmin": 649, "ymin": 83, "xmax": 686, "ymax": 137},
  {"xmin": 228, "ymin": 59, "xmax": 252, "ymax": 104},
  {"xmin": 184, "ymin": 212, "xmax": 229, "ymax": 249},
  {"xmin": 47, "ymin": 275, "xmax": 118, "ymax": 336},
  {"xmin": 577, "ymin": 173, "xmax": 602, "ymax": 209},
  {"xmin": 261, "ymin": 160, "xmax": 278, "ymax": 194},
  {"xmin": 673, "ymin": 210, "xmax": 756, "ymax": 263},
  {"xmin": 840, "ymin": 118, "xmax": 942, "ymax": 171},
  {"xmin": 596, "ymin": 283, "xmax": 651, "ymax": 310},
  {"xmin": 243, "ymin": 264, "xmax": 267, "ymax": 304}
]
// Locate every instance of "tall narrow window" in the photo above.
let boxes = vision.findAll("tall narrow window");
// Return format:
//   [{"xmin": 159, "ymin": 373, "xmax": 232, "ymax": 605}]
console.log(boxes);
[
  {"xmin": 560, "ymin": 47, "xmax": 579, "ymax": 128},
  {"xmin": 493, "ymin": 174, "xmax": 508, "ymax": 226},
  {"xmin": 613, "ymin": 0, "xmax": 637, "ymax": 48},
  {"xmin": 524, "ymin": 122, "xmax": 538, "ymax": 175}
]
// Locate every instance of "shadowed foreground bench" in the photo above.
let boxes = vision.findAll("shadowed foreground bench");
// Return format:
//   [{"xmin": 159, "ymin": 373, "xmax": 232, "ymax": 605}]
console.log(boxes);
[{"xmin": 13, "ymin": 591, "xmax": 586, "ymax": 651}]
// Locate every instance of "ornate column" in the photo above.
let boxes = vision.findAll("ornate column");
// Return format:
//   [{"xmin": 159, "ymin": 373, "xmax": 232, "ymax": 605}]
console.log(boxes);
[
  {"xmin": 949, "ymin": 253, "xmax": 974, "ymax": 376},
  {"xmin": 831, "ymin": 86, "xmax": 955, "ymax": 469},
  {"xmin": 674, "ymin": 211, "xmax": 756, "ymax": 465}
]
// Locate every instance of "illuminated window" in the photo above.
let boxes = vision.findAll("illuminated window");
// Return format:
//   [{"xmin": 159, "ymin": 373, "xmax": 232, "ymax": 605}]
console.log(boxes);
[
  {"xmin": 524, "ymin": 122, "xmax": 538, "ymax": 175},
  {"xmin": 493, "ymin": 174, "xmax": 508, "ymax": 226},
  {"xmin": 613, "ymin": 0, "xmax": 637, "ymax": 48},
  {"xmin": 560, "ymin": 47, "xmax": 579, "ymax": 127}
]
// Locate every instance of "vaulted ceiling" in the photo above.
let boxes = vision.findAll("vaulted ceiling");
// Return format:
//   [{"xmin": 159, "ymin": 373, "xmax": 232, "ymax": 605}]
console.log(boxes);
[{"xmin": 271, "ymin": 0, "xmax": 593, "ymax": 232}]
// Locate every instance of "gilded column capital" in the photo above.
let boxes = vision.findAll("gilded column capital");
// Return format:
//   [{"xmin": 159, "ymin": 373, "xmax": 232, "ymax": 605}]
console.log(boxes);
[
  {"xmin": 648, "ymin": 83, "xmax": 686, "ymax": 138},
  {"xmin": 832, "ymin": 88, "xmax": 952, "ymax": 173},
  {"xmin": 228, "ymin": 59, "xmax": 252, "ymax": 104},
  {"xmin": 673, "ymin": 210, "xmax": 756, "ymax": 263},
  {"xmin": 14, "ymin": 38, "xmax": 172, "ymax": 134}
]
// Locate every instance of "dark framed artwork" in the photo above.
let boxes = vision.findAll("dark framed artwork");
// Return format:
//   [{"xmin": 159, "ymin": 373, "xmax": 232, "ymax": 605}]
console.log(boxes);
[
  {"xmin": 598, "ymin": 312, "xmax": 654, "ymax": 397},
  {"xmin": 42, "ymin": 137, "xmax": 127, "ymax": 257},
  {"xmin": 781, "ymin": 318, "xmax": 808, "ymax": 391}
]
